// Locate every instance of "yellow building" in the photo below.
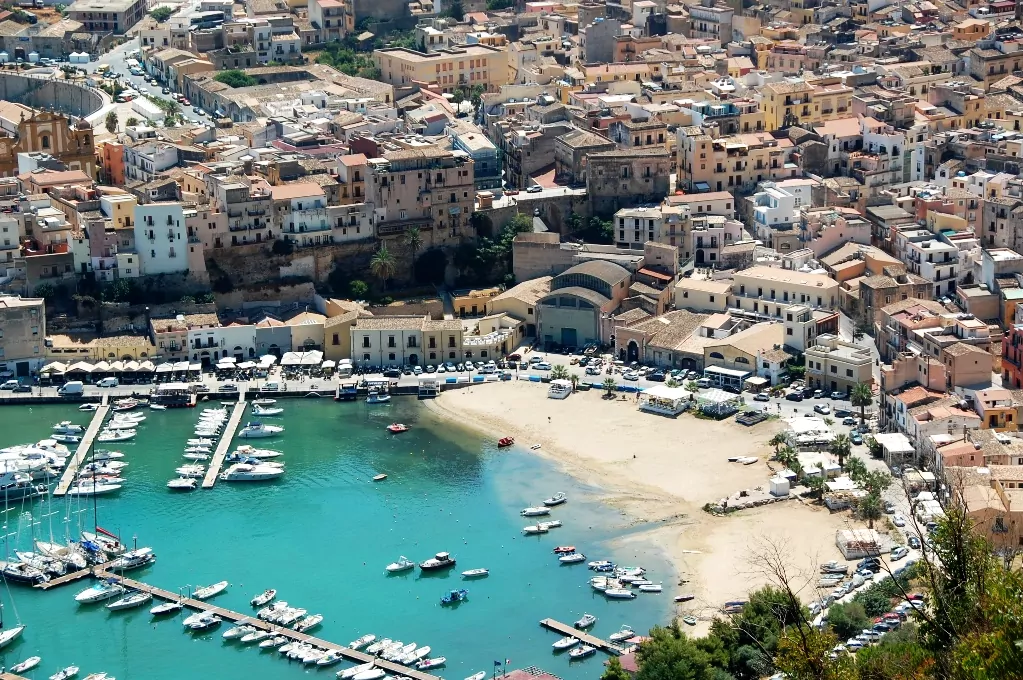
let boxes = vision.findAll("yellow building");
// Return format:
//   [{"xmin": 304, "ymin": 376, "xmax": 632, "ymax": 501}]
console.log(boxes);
[
  {"xmin": 46, "ymin": 333, "xmax": 157, "ymax": 361},
  {"xmin": 732, "ymin": 265, "xmax": 840, "ymax": 316},
  {"xmin": 759, "ymin": 77, "xmax": 853, "ymax": 131},
  {"xmin": 373, "ymin": 44, "xmax": 509, "ymax": 93},
  {"xmin": 453, "ymin": 287, "xmax": 501, "ymax": 317},
  {"xmin": 101, "ymin": 193, "xmax": 137, "ymax": 230},
  {"xmin": 578, "ymin": 61, "xmax": 652, "ymax": 85},
  {"xmin": 286, "ymin": 311, "xmax": 326, "ymax": 352},
  {"xmin": 953, "ymin": 18, "xmax": 990, "ymax": 42}
]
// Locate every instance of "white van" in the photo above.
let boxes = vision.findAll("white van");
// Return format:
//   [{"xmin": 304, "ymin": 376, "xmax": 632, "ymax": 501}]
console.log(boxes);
[
  {"xmin": 97, "ymin": 377, "xmax": 119, "ymax": 388},
  {"xmin": 260, "ymin": 382, "xmax": 281, "ymax": 392},
  {"xmin": 58, "ymin": 381, "xmax": 85, "ymax": 397},
  {"xmin": 695, "ymin": 377, "xmax": 712, "ymax": 388}
]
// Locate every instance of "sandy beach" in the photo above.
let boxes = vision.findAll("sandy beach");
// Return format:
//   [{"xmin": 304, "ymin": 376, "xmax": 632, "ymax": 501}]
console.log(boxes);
[{"xmin": 424, "ymin": 380, "xmax": 854, "ymax": 631}]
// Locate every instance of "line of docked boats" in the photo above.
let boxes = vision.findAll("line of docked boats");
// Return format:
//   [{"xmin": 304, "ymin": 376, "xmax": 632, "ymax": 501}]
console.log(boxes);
[
  {"xmin": 0, "ymin": 657, "xmax": 95, "ymax": 680},
  {"xmin": 167, "ymin": 409, "xmax": 287, "ymax": 489},
  {"xmin": 0, "ymin": 530, "xmax": 133, "ymax": 586}
]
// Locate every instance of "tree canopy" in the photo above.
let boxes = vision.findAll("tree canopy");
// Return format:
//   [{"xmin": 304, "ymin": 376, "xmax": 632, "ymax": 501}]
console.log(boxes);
[
  {"xmin": 149, "ymin": 6, "xmax": 173, "ymax": 21},
  {"xmin": 214, "ymin": 70, "xmax": 258, "ymax": 88}
]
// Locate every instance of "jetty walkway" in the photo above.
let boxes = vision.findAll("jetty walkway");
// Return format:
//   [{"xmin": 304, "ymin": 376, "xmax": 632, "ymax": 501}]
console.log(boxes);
[
  {"xmin": 81, "ymin": 568, "xmax": 441, "ymax": 680},
  {"xmin": 202, "ymin": 394, "xmax": 247, "ymax": 489},
  {"xmin": 539, "ymin": 618, "xmax": 626, "ymax": 655},
  {"xmin": 54, "ymin": 396, "xmax": 109, "ymax": 497}
]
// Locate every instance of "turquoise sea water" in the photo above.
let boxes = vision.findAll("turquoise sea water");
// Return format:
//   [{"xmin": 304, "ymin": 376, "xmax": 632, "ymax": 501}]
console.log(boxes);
[{"xmin": 0, "ymin": 400, "xmax": 670, "ymax": 679}]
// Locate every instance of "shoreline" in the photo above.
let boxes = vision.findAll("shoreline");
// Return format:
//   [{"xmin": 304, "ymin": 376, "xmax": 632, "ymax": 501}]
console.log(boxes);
[{"xmin": 422, "ymin": 380, "xmax": 856, "ymax": 631}]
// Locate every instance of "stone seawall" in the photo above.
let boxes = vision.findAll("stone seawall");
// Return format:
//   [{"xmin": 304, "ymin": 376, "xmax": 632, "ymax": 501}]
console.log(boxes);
[{"xmin": 0, "ymin": 74, "xmax": 104, "ymax": 118}]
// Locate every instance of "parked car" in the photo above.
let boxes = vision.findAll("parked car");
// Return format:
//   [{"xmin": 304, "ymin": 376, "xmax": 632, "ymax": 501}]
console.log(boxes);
[
  {"xmin": 907, "ymin": 535, "xmax": 921, "ymax": 549},
  {"xmin": 754, "ymin": 393, "xmax": 771, "ymax": 402},
  {"xmin": 585, "ymin": 366, "xmax": 601, "ymax": 376},
  {"xmin": 526, "ymin": 185, "xmax": 543, "ymax": 193},
  {"xmin": 893, "ymin": 514, "xmax": 906, "ymax": 527},
  {"xmin": 831, "ymin": 391, "xmax": 847, "ymax": 399},
  {"xmin": 785, "ymin": 391, "xmax": 804, "ymax": 402},
  {"xmin": 534, "ymin": 362, "xmax": 552, "ymax": 371},
  {"xmin": 850, "ymin": 432, "xmax": 863, "ymax": 445},
  {"xmin": 162, "ymin": 87, "xmax": 171, "ymax": 94},
  {"xmin": 891, "ymin": 547, "xmax": 909, "ymax": 561},
  {"xmin": 383, "ymin": 368, "xmax": 401, "ymax": 378},
  {"xmin": 0, "ymin": 379, "xmax": 20, "ymax": 390},
  {"xmin": 12, "ymin": 384, "xmax": 31, "ymax": 393},
  {"xmin": 413, "ymin": 366, "xmax": 423, "ymax": 375},
  {"xmin": 814, "ymin": 404, "xmax": 831, "ymax": 415},
  {"xmin": 648, "ymin": 370, "xmax": 666, "ymax": 382},
  {"xmin": 843, "ymin": 416, "xmax": 857, "ymax": 425},
  {"xmin": 835, "ymin": 408, "xmax": 852, "ymax": 417},
  {"xmin": 884, "ymin": 501, "xmax": 896, "ymax": 514},
  {"xmin": 96, "ymin": 377, "xmax": 119, "ymax": 388},
  {"xmin": 219, "ymin": 383, "xmax": 239, "ymax": 393}
]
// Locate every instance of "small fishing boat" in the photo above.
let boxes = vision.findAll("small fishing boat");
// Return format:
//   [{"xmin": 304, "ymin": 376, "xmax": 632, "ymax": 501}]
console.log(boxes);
[
  {"xmin": 11, "ymin": 657, "xmax": 42, "ymax": 673},
  {"xmin": 182, "ymin": 453, "xmax": 209, "ymax": 461},
  {"xmin": 416, "ymin": 657, "xmax": 446, "ymax": 671},
  {"xmin": 79, "ymin": 403, "xmax": 100, "ymax": 411},
  {"xmin": 523, "ymin": 525, "xmax": 548, "ymax": 535},
  {"xmin": 107, "ymin": 591, "xmax": 153, "ymax": 610},
  {"xmin": 520, "ymin": 506, "xmax": 550, "ymax": 517},
  {"xmin": 569, "ymin": 645, "xmax": 596, "ymax": 660},
  {"xmin": 259, "ymin": 635, "xmax": 288, "ymax": 649},
  {"xmin": 366, "ymin": 390, "xmax": 391, "ymax": 404},
  {"xmin": 174, "ymin": 465, "xmax": 206, "ymax": 479},
  {"xmin": 223, "ymin": 621, "xmax": 255, "ymax": 640},
  {"xmin": 465, "ymin": 672, "xmax": 487, "ymax": 680},
  {"xmin": 574, "ymin": 613, "xmax": 596, "ymax": 629},
  {"xmin": 387, "ymin": 423, "xmax": 409, "ymax": 433},
  {"xmin": 609, "ymin": 625, "xmax": 635, "ymax": 642},
  {"xmin": 240, "ymin": 629, "xmax": 270, "ymax": 644},
  {"xmin": 682, "ymin": 616, "xmax": 697, "ymax": 626},
  {"xmin": 52, "ymin": 434, "xmax": 82, "ymax": 444},
  {"xmin": 365, "ymin": 638, "xmax": 391, "ymax": 654},
  {"xmin": 419, "ymin": 552, "xmax": 455, "ymax": 570},
  {"xmin": 317, "ymin": 649, "xmax": 345, "ymax": 666},
  {"xmin": 559, "ymin": 552, "xmax": 586, "ymax": 564},
  {"xmin": 604, "ymin": 588, "xmax": 636, "ymax": 600},
  {"xmin": 82, "ymin": 674, "xmax": 110, "ymax": 680},
  {"xmin": 405, "ymin": 645, "xmax": 431, "ymax": 664},
  {"xmin": 461, "ymin": 568, "xmax": 489, "ymax": 578},
  {"xmin": 96, "ymin": 430, "xmax": 134, "ymax": 443},
  {"xmin": 150, "ymin": 404, "xmax": 167, "ymax": 410},
  {"xmin": 186, "ymin": 613, "xmax": 222, "ymax": 631},
  {"xmin": 50, "ymin": 666, "xmax": 79, "ymax": 680},
  {"xmin": 497, "ymin": 437, "xmax": 514, "ymax": 448},
  {"xmin": 385, "ymin": 555, "xmax": 414, "ymax": 573},
  {"xmin": 588, "ymin": 560, "xmax": 613, "ymax": 570},
  {"xmin": 348, "ymin": 634, "xmax": 376, "ymax": 650},
  {"xmin": 553, "ymin": 546, "xmax": 576, "ymax": 554},
  {"xmin": 674, "ymin": 594, "xmax": 695, "ymax": 603},
  {"xmin": 538, "ymin": 520, "xmax": 562, "ymax": 530},
  {"xmin": 251, "ymin": 398, "xmax": 277, "ymax": 406},
  {"xmin": 294, "ymin": 614, "xmax": 323, "ymax": 632},
  {"xmin": 353, "ymin": 669, "xmax": 387, "ymax": 680},
  {"xmin": 251, "ymin": 404, "xmax": 283, "ymax": 416},
  {"xmin": 251, "ymin": 589, "xmax": 276, "ymax": 607},
  {"xmin": 166, "ymin": 477, "xmax": 197, "ymax": 491},
  {"xmin": 639, "ymin": 583, "xmax": 663, "ymax": 593},
  {"xmin": 440, "ymin": 589, "xmax": 468, "ymax": 605},
  {"xmin": 338, "ymin": 661, "xmax": 375, "ymax": 679},
  {"xmin": 552, "ymin": 636, "xmax": 580, "ymax": 651},
  {"xmin": 192, "ymin": 580, "xmax": 228, "ymax": 600},
  {"xmin": 150, "ymin": 601, "xmax": 183, "ymax": 615},
  {"xmin": 543, "ymin": 492, "xmax": 567, "ymax": 506}
]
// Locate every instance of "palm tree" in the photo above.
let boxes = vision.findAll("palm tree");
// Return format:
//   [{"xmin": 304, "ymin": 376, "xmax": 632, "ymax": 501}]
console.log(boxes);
[
  {"xmin": 603, "ymin": 377, "xmax": 617, "ymax": 398},
  {"xmin": 775, "ymin": 446, "xmax": 798, "ymax": 470},
  {"xmin": 403, "ymin": 227, "xmax": 424, "ymax": 279},
  {"xmin": 845, "ymin": 455, "xmax": 868, "ymax": 483},
  {"xmin": 859, "ymin": 493, "xmax": 883, "ymax": 529},
  {"xmin": 850, "ymin": 382, "xmax": 873, "ymax": 426},
  {"xmin": 829, "ymin": 433, "xmax": 852, "ymax": 470},
  {"xmin": 369, "ymin": 244, "xmax": 397, "ymax": 290},
  {"xmin": 550, "ymin": 365, "xmax": 570, "ymax": 381},
  {"xmin": 569, "ymin": 374, "xmax": 579, "ymax": 392},
  {"xmin": 769, "ymin": 433, "xmax": 787, "ymax": 454},
  {"xmin": 804, "ymin": 473, "xmax": 826, "ymax": 500}
]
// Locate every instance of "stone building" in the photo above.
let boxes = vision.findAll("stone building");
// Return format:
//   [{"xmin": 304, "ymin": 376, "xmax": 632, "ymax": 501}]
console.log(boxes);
[
  {"xmin": 587, "ymin": 148, "xmax": 671, "ymax": 216},
  {"xmin": 0, "ymin": 112, "xmax": 96, "ymax": 180}
]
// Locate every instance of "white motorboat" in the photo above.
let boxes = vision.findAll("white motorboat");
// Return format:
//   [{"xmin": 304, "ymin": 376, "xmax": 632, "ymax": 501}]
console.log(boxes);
[
  {"xmin": 66, "ymin": 482, "xmax": 122, "ymax": 496},
  {"xmin": 630, "ymin": 579, "xmax": 652, "ymax": 587},
  {"xmin": 294, "ymin": 613, "xmax": 323, "ymax": 632},
  {"xmin": 385, "ymin": 642, "xmax": 415, "ymax": 661},
  {"xmin": 0, "ymin": 624, "xmax": 25, "ymax": 649},
  {"xmin": 365, "ymin": 638, "xmax": 391, "ymax": 655},
  {"xmin": 317, "ymin": 650, "xmax": 346, "ymax": 666},
  {"xmin": 353, "ymin": 668, "xmax": 387, "ymax": 680},
  {"xmin": 604, "ymin": 588, "xmax": 636, "ymax": 599},
  {"xmin": 252, "ymin": 404, "xmax": 283, "ymax": 416},
  {"xmin": 543, "ymin": 491, "xmax": 567, "ymax": 506},
  {"xmin": 150, "ymin": 404, "xmax": 167, "ymax": 410},
  {"xmin": 237, "ymin": 422, "xmax": 283, "ymax": 439},
  {"xmin": 259, "ymin": 635, "xmax": 288, "ymax": 649},
  {"xmin": 167, "ymin": 477, "xmax": 198, "ymax": 490},
  {"xmin": 251, "ymin": 398, "xmax": 276, "ymax": 406},
  {"xmin": 182, "ymin": 453, "xmax": 210, "ymax": 461},
  {"xmin": 574, "ymin": 613, "xmax": 597, "ymax": 629},
  {"xmin": 386, "ymin": 556, "xmax": 414, "ymax": 573},
  {"xmin": 82, "ymin": 674, "xmax": 111, "ymax": 680},
  {"xmin": 523, "ymin": 525, "xmax": 548, "ymax": 535},
  {"xmin": 552, "ymin": 636, "xmax": 580, "ymax": 650},
  {"xmin": 250, "ymin": 589, "xmax": 276, "ymax": 607},
  {"xmin": 302, "ymin": 649, "xmax": 328, "ymax": 665},
  {"xmin": 50, "ymin": 665, "xmax": 79, "ymax": 680},
  {"xmin": 466, "ymin": 672, "xmax": 487, "ymax": 680},
  {"xmin": 104, "ymin": 420, "xmax": 139, "ymax": 431},
  {"xmin": 415, "ymin": 657, "xmax": 446, "ymax": 671},
  {"xmin": 75, "ymin": 581, "xmax": 126, "ymax": 604},
  {"xmin": 366, "ymin": 391, "xmax": 390, "ymax": 404},
  {"xmin": 175, "ymin": 465, "xmax": 206, "ymax": 479},
  {"xmin": 35, "ymin": 541, "xmax": 87, "ymax": 570},
  {"xmin": 192, "ymin": 580, "xmax": 228, "ymax": 600},
  {"xmin": 404, "ymin": 645, "xmax": 431, "ymax": 664},
  {"xmin": 109, "ymin": 548, "xmax": 155, "ymax": 571},
  {"xmin": 338, "ymin": 662, "xmax": 375, "ymax": 679},
  {"xmin": 461, "ymin": 568, "xmax": 489, "ymax": 578},
  {"xmin": 569, "ymin": 645, "xmax": 596, "ymax": 660},
  {"xmin": 97, "ymin": 430, "xmax": 135, "ymax": 443},
  {"xmin": 559, "ymin": 552, "xmax": 586, "ymax": 564},
  {"xmin": 11, "ymin": 657, "xmax": 41, "ymax": 673},
  {"xmin": 79, "ymin": 403, "xmax": 99, "ymax": 411},
  {"xmin": 91, "ymin": 450, "xmax": 125, "ymax": 462},
  {"xmin": 53, "ymin": 422, "xmax": 85, "ymax": 435},
  {"xmin": 233, "ymin": 445, "xmax": 282, "ymax": 459},
  {"xmin": 186, "ymin": 613, "xmax": 222, "ymax": 631},
  {"xmin": 520, "ymin": 506, "xmax": 550, "ymax": 517},
  {"xmin": 538, "ymin": 520, "xmax": 562, "ymax": 530},
  {"xmin": 107, "ymin": 591, "xmax": 152, "ymax": 610},
  {"xmin": 287, "ymin": 643, "xmax": 313, "ymax": 660},
  {"xmin": 278, "ymin": 608, "xmax": 307, "ymax": 626},
  {"xmin": 150, "ymin": 601, "xmax": 183, "ymax": 615},
  {"xmin": 257, "ymin": 601, "xmax": 288, "ymax": 620},
  {"xmin": 187, "ymin": 438, "xmax": 215, "ymax": 446},
  {"xmin": 219, "ymin": 463, "xmax": 284, "ymax": 481},
  {"xmin": 52, "ymin": 434, "xmax": 81, "ymax": 444},
  {"xmin": 222, "ymin": 620, "xmax": 255, "ymax": 640},
  {"xmin": 348, "ymin": 634, "xmax": 376, "ymax": 650},
  {"xmin": 638, "ymin": 583, "xmax": 662, "ymax": 593},
  {"xmin": 609, "ymin": 625, "xmax": 635, "ymax": 642},
  {"xmin": 240, "ymin": 629, "xmax": 270, "ymax": 644},
  {"xmin": 81, "ymin": 532, "xmax": 125, "ymax": 556},
  {"xmin": 184, "ymin": 446, "xmax": 211, "ymax": 453}
]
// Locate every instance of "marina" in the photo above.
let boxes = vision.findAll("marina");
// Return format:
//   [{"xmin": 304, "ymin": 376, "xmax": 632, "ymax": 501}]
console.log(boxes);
[
  {"xmin": 538, "ymin": 619, "xmax": 628, "ymax": 656},
  {"xmin": 201, "ymin": 397, "xmax": 248, "ymax": 489},
  {"xmin": 53, "ymin": 399, "xmax": 110, "ymax": 497}
]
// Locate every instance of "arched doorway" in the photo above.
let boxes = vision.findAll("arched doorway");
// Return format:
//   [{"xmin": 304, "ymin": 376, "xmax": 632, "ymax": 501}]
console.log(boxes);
[
  {"xmin": 408, "ymin": 353, "xmax": 419, "ymax": 365},
  {"xmin": 200, "ymin": 350, "xmax": 211, "ymax": 367},
  {"xmin": 680, "ymin": 358, "xmax": 697, "ymax": 371},
  {"xmin": 233, "ymin": 346, "xmax": 244, "ymax": 361},
  {"xmin": 268, "ymin": 344, "xmax": 281, "ymax": 357},
  {"xmin": 627, "ymin": 340, "xmax": 639, "ymax": 363}
]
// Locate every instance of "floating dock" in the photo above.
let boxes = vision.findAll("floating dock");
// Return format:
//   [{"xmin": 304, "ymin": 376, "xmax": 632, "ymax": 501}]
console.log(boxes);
[
  {"xmin": 539, "ymin": 618, "xmax": 626, "ymax": 655},
  {"xmin": 84, "ymin": 568, "xmax": 441, "ymax": 680},
  {"xmin": 202, "ymin": 393, "xmax": 247, "ymax": 489},
  {"xmin": 1, "ymin": 672, "xmax": 31, "ymax": 680},
  {"xmin": 53, "ymin": 397, "xmax": 110, "ymax": 497},
  {"xmin": 34, "ymin": 558, "xmax": 119, "ymax": 591}
]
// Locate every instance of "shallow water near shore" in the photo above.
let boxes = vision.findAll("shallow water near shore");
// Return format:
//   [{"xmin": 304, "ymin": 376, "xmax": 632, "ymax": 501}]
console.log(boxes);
[{"xmin": 0, "ymin": 399, "xmax": 670, "ymax": 679}]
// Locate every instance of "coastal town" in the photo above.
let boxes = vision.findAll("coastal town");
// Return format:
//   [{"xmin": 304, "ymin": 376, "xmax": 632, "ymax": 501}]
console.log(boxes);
[{"xmin": 0, "ymin": 0, "xmax": 1019, "ymax": 676}]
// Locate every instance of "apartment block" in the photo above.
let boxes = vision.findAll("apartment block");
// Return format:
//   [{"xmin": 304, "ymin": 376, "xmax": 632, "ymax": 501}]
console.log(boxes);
[
  {"xmin": 373, "ymin": 45, "xmax": 509, "ymax": 94},
  {"xmin": 804, "ymin": 334, "xmax": 873, "ymax": 393},
  {"xmin": 0, "ymin": 295, "xmax": 45, "ymax": 373}
]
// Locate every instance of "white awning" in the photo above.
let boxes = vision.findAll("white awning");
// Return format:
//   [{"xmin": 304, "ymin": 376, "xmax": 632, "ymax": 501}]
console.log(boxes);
[
  {"xmin": 301, "ymin": 351, "xmax": 323, "ymax": 366},
  {"xmin": 219, "ymin": 357, "xmax": 237, "ymax": 365},
  {"xmin": 123, "ymin": 361, "xmax": 141, "ymax": 372},
  {"xmin": 67, "ymin": 362, "xmax": 95, "ymax": 373},
  {"xmin": 188, "ymin": 363, "xmax": 202, "ymax": 372},
  {"xmin": 258, "ymin": 355, "xmax": 277, "ymax": 366},
  {"xmin": 138, "ymin": 361, "xmax": 156, "ymax": 372},
  {"xmin": 216, "ymin": 361, "xmax": 235, "ymax": 370},
  {"xmin": 173, "ymin": 361, "xmax": 190, "ymax": 372},
  {"xmin": 109, "ymin": 361, "xmax": 125, "ymax": 372},
  {"xmin": 92, "ymin": 361, "xmax": 111, "ymax": 372},
  {"xmin": 321, "ymin": 360, "xmax": 336, "ymax": 368},
  {"xmin": 40, "ymin": 362, "xmax": 67, "ymax": 374},
  {"xmin": 155, "ymin": 364, "xmax": 174, "ymax": 373}
]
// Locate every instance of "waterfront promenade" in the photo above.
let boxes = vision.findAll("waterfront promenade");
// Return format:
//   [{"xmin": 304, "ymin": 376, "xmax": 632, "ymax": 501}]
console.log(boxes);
[
  {"xmin": 202, "ymin": 396, "xmax": 247, "ymax": 489},
  {"xmin": 54, "ymin": 397, "xmax": 109, "ymax": 497}
]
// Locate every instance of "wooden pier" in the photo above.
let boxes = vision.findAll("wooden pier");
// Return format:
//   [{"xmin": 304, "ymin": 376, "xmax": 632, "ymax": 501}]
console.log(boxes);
[
  {"xmin": 201, "ymin": 395, "xmax": 247, "ymax": 489},
  {"xmin": 53, "ymin": 397, "xmax": 110, "ymax": 497},
  {"xmin": 1, "ymin": 672, "xmax": 31, "ymax": 680},
  {"xmin": 539, "ymin": 618, "xmax": 626, "ymax": 655},
  {"xmin": 85, "ymin": 569, "xmax": 441, "ymax": 680},
  {"xmin": 34, "ymin": 559, "xmax": 119, "ymax": 591}
]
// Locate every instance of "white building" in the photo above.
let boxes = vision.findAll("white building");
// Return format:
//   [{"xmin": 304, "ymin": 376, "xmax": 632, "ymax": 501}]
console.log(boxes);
[
  {"xmin": 328, "ymin": 203, "xmax": 373, "ymax": 244},
  {"xmin": 134, "ymin": 202, "xmax": 188, "ymax": 276},
  {"xmin": 614, "ymin": 205, "xmax": 663, "ymax": 249},
  {"xmin": 751, "ymin": 179, "xmax": 813, "ymax": 240},
  {"xmin": 124, "ymin": 141, "xmax": 178, "ymax": 182},
  {"xmin": 350, "ymin": 316, "xmax": 425, "ymax": 367},
  {"xmin": 272, "ymin": 183, "xmax": 330, "ymax": 247},
  {"xmin": 904, "ymin": 238, "xmax": 958, "ymax": 298}
]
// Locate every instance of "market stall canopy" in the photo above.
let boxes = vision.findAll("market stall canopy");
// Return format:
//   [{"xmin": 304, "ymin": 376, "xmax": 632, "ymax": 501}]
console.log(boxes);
[
  {"xmin": 109, "ymin": 361, "xmax": 125, "ymax": 372},
  {"xmin": 155, "ymin": 364, "xmax": 174, "ymax": 373},
  {"xmin": 123, "ymin": 361, "xmax": 141, "ymax": 372},
  {"xmin": 173, "ymin": 361, "xmax": 190, "ymax": 372},
  {"xmin": 237, "ymin": 361, "xmax": 256, "ymax": 369},
  {"xmin": 92, "ymin": 361, "xmax": 112, "ymax": 372},
  {"xmin": 188, "ymin": 363, "xmax": 202, "ymax": 372},
  {"xmin": 40, "ymin": 362, "xmax": 68, "ymax": 374},
  {"xmin": 138, "ymin": 361, "xmax": 156, "ymax": 372},
  {"xmin": 67, "ymin": 362, "xmax": 95, "ymax": 373},
  {"xmin": 216, "ymin": 361, "xmax": 236, "ymax": 370},
  {"xmin": 321, "ymin": 360, "xmax": 336, "ymax": 368},
  {"xmin": 258, "ymin": 355, "xmax": 277, "ymax": 367}
]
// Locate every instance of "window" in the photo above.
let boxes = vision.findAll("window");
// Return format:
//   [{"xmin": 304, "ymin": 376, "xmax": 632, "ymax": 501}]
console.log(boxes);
[
  {"xmin": 846, "ymin": 369, "xmax": 853, "ymax": 377},
  {"xmin": 429, "ymin": 337, "xmax": 436, "ymax": 348},
  {"xmin": 362, "ymin": 337, "xmax": 370, "ymax": 348},
  {"xmin": 787, "ymin": 328, "xmax": 793, "ymax": 336},
  {"xmin": 830, "ymin": 366, "xmax": 837, "ymax": 373},
  {"xmin": 332, "ymin": 333, "xmax": 340, "ymax": 345},
  {"xmin": 363, "ymin": 353, "xmax": 370, "ymax": 361},
  {"xmin": 388, "ymin": 353, "xmax": 396, "ymax": 361}
]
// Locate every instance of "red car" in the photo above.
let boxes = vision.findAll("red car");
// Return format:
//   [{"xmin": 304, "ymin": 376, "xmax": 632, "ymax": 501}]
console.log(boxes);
[{"xmin": 181, "ymin": 98, "xmax": 190, "ymax": 106}]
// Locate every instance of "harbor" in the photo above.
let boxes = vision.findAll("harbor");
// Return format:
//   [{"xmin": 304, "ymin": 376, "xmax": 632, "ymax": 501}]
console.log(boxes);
[
  {"xmin": 201, "ymin": 397, "xmax": 248, "ymax": 489},
  {"xmin": 53, "ymin": 398, "xmax": 110, "ymax": 497},
  {"xmin": 0, "ymin": 399, "xmax": 670, "ymax": 680}
]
